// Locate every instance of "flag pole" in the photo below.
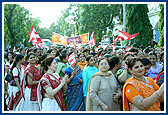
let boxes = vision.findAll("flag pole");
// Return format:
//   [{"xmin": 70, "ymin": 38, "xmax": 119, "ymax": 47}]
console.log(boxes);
[{"xmin": 122, "ymin": 4, "xmax": 126, "ymax": 47}]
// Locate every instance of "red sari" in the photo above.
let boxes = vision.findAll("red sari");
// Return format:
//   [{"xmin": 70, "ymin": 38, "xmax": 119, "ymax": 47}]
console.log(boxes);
[
  {"xmin": 22, "ymin": 65, "xmax": 42, "ymax": 102},
  {"xmin": 41, "ymin": 73, "xmax": 66, "ymax": 111}
]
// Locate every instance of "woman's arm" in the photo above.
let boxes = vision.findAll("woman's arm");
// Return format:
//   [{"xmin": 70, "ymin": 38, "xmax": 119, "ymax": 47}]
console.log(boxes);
[
  {"xmin": 27, "ymin": 75, "xmax": 39, "ymax": 86},
  {"xmin": 118, "ymin": 69, "xmax": 128, "ymax": 84},
  {"xmin": 44, "ymin": 76, "xmax": 67, "ymax": 97},
  {"xmin": 128, "ymin": 83, "xmax": 164, "ymax": 110}
]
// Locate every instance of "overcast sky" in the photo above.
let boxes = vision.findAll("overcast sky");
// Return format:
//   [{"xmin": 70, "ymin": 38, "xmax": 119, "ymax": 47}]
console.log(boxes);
[{"xmin": 19, "ymin": 2, "xmax": 70, "ymax": 28}]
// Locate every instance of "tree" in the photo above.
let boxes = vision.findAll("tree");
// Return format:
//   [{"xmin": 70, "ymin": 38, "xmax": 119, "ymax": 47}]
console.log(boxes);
[
  {"xmin": 125, "ymin": 4, "xmax": 153, "ymax": 48},
  {"xmin": 4, "ymin": 4, "xmax": 41, "ymax": 48},
  {"xmin": 158, "ymin": 4, "xmax": 164, "ymax": 47}
]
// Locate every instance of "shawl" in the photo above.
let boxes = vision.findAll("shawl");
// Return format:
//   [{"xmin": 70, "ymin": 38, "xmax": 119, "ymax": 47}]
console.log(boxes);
[
  {"xmin": 77, "ymin": 61, "xmax": 88, "ymax": 71},
  {"xmin": 86, "ymin": 71, "xmax": 112, "ymax": 111},
  {"xmin": 123, "ymin": 77, "xmax": 160, "ymax": 111},
  {"xmin": 41, "ymin": 73, "xmax": 66, "ymax": 111}
]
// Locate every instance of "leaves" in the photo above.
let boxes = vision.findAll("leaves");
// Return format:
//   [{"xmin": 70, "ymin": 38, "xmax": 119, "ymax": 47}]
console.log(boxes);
[{"xmin": 125, "ymin": 4, "xmax": 153, "ymax": 48}]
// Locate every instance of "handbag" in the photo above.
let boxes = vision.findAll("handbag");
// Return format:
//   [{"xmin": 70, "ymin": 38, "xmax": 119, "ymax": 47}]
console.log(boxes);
[
  {"xmin": 10, "ymin": 79, "xmax": 17, "ymax": 86},
  {"xmin": 5, "ymin": 73, "xmax": 12, "ymax": 82}
]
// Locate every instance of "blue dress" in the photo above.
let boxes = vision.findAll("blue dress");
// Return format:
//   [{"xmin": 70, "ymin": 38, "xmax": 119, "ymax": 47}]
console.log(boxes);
[{"xmin": 65, "ymin": 66, "xmax": 85, "ymax": 111}]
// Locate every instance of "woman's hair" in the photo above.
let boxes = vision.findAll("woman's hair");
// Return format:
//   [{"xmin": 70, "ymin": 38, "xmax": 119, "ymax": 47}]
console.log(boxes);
[
  {"xmin": 149, "ymin": 51, "xmax": 157, "ymax": 59},
  {"xmin": 11, "ymin": 54, "xmax": 24, "ymax": 74},
  {"xmin": 109, "ymin": 57, "xmax": 120, "ymax": 70},
  {"xmin": 123, "ymin": 53, "xmax": 134, "ymax": 61},
  {"xmin": 25, "ymin": 52, "xmax": 36, "ymax": 61},
  {"xmin": 59, "ymin": 51, "xmax": 67, "ymax": 62},
  {"xmin": 98, "ymin": 57, "xmax": 110, "ymax": 66},
  {"xmin": 86, "ymin": 55, "xmax": 94, "ymax": 62},
  {"xmin": 40, "ymin": 54, "xmax": 48, "ymax": 66},
  {"xmin": 7, "ymin": 51, "xmax": 14, "ymax": 62},
  {"xmin": 160, "ymin": 52, "xmax": 164, "ymax": 62},
  {"xmin": 126, "ymin": 57, "xmax": 143, "ymax": 70},
  {"xmin": 141, "ymin": 58, "xmax": 152, "ymax": 66},
  {"xmin": 47, "ymin": 49, "xmax": 53, "ymax": 53},
  {"xmin": 43, "ymin": 56, "xmax": 55, "ymax": 71}
]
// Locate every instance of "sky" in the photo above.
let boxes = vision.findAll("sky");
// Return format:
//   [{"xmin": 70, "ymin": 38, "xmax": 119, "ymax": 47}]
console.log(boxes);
[{"xmin": 19, "ymin": 2, "xmax": 70, "ymax": 28}]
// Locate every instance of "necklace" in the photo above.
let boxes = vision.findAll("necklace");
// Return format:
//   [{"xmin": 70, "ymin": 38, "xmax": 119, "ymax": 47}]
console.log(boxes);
[{"xmin": 133, "ymin": 76, "xmax": 146, "ymax": 82}]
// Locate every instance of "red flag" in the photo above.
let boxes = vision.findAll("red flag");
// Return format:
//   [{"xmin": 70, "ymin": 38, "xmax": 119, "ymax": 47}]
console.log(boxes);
[
  {"xmin": 67, "ymin": 52, "xmax": 76, "ymax": 66},
  {"xmin": 29, "ymin": 25, "xmax": 41, "ymax": 44},
  {"xmin": 114, "ymin": 30, "xmax": 139, "ymax": 44},
  {"xmin": 76, "ymin": 43, "xmax": 82, "ymax": 49},
  {"xmin": 125, "ymin": 46, "xmax": 131, "ymax": 54},
  {"xmin": 89, "ymin": 30, "xmax": 95, "ymax": 47},
  {"xmin": 13, "ymin": 47, "xmax": 16, "ymax": 53}
]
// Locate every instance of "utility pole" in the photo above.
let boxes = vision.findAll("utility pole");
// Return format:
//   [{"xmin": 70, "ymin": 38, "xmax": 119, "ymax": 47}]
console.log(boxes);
[{"xmin": 122, "ymin": 4, "xmax": 126, "ymax": 47}]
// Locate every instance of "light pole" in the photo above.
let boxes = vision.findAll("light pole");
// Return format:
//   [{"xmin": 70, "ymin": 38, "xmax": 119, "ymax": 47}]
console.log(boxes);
[{"xmin": 122, "ymin": 4, "xmax": 126, "ymax": 47}]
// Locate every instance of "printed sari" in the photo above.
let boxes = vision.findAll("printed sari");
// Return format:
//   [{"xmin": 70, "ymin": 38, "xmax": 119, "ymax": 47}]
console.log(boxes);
[
  {"xmin": 123, "ymin": 77, "xmax": 160, "ymax": 111},
  {"xmin": 40, "ymin": 73, "xmax": 66, "ymax": 111},
  {"xmin": 65, "ymin": 66, "xmax": 85, "ymax": 111}
]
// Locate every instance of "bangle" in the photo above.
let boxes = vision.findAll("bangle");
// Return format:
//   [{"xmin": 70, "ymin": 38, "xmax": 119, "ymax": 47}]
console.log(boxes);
[{"xmin": 123, "ymin": 68, "xmax": 128, "ymax": 70}]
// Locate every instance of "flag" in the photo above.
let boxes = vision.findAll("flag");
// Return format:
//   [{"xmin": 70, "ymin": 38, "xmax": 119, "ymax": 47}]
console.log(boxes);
[
  {"xmin": 114, "ymin": 30, "xmax": 139, "ymax": 44},
  {"xmin": 13, "ymin": 47, "xmax": 16, "ymax": 53},
  {"xmin": 125, "ymin": 46, "xmax": 131, "ymax": 54},
  {"xmin": 112, "ymin": 45, "xmax": 115, "ymax": 52},
  {"xmin": 29, "ymin": 25, "xmax": 41, "ymax": 44},
  {"xmin": 76, "ymin": 43, "xmax": 82, "ymax": 49},
  {"xmin": 89, "ymin": 30, "xmax": 96, "ymax": 47},
  {"xmin": 67, "ymin": 52, "xmax": 76, "ymax": 66}
]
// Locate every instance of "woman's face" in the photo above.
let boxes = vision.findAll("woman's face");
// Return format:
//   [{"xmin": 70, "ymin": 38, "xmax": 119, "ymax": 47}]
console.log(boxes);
[
  {"xmin": 99, "ymin": 59, "xmax": 110, "ymax": 72},
  {"xmin": 8, "ymin": 53, "xmax": 13, "ymax": 61},
  {"xmin": 49, "ymin": 59, "xmax": 58, "ymax": 71},
  {"xmin": 149, "ymin": 55, "xmax": 157, "ymax": 65},
  {"xmin": 28, "ymin": 55, "xmax": 36, "ymax": 64},
  {"xmin": 21, "ymin": 49, "xmax": 26, "ymax": 55},
  {"xmin": 144, "ymin": 64, "xmax": 151, "ymax": 74},
  {"xmin": 130, "ymin": 61, "xmax": 145, "ymax": 77},
  {"xmin": 79, "ymin": 54, "xmax": 86, "ymax": 62},
  {"xmin": 89, "ymin": 57, "xmax": 95, "ymax": 66},
  {"xmin": 36, "ymin": 50, "xmax": 41, "ymax": 57}
]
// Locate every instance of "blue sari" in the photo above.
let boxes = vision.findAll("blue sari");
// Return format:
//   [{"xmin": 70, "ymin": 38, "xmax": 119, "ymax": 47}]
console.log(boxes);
[{"xmin": 65, "ymin": 66, "xmax": 85, "ymax": 111}]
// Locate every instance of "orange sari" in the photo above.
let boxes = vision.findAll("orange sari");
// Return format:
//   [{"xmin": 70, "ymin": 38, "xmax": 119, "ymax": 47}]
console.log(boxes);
[
  {"xmin": 123, "ymin": 77, "xmax": 160, "ymax": 111},
  {"xmin": 77, "ymin": 61, "xmax": 87, "ymax": 71}
]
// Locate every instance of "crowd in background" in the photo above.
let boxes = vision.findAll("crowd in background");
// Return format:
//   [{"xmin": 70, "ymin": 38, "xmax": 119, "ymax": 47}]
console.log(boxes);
[{"xmin": 4, "ymin": 44, "xmax": 164, "ymax": 111}]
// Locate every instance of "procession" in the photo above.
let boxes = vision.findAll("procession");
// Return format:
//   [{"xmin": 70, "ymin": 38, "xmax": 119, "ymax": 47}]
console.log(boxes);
[{"xmin": 3, "ymin": 3, "xmax": 165, "ymax": 112}]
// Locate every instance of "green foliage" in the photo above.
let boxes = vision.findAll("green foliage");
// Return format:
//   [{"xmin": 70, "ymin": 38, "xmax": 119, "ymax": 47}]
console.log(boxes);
[
  {"xmin": 125, "ymin": 4, "xmax": 153, "ymax": 48},
  {"xmin": 158, "ymin": 4, "xmax": 164, "ymax": 47},
  {"xmin": 4, "ymin": 4, "xmax": 41, "ymax": 48}
]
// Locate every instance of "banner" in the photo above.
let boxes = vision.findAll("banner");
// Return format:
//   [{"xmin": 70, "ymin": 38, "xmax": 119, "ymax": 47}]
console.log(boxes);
[
  {"xmin": 51, "ymin": 32, "xmax": 67, "ymax": 45},
  {"xmin": 67, "ymin": 33, "xmax": 89, "ymax": 45},
  {"xmin": 51, "ymin": 32, "xmax": 89, "ymax": 45}
]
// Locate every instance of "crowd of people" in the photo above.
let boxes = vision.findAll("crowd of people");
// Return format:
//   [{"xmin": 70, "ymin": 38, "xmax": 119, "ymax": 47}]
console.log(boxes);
[{"xmin": 4, "ymin": 44, "xmax": 164, "ymax": 111}]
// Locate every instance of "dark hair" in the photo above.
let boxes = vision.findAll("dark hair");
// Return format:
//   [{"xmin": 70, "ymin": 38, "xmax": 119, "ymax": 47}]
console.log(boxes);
[
  {"xmin": 141, "ymin": 58, "xmax": 152, "ymax": 66},
  {"xmin": 127, "ymin": 57, "xmax": 143, "ymax": 70},
  {"xmin": 160, "ymin": 52, "xmax": 164, "ymax": 62},
  {"xmin": 86, "ymin": 55, "xmax": 94, "ymax": 62},
  {"xmin": 123, "ymin": 53, "xmax": 134, "ymax": 61},
  {"xmin": 11, "ymin": 54, "xmax": 24, "ymax": 75},
  {"xmin": 40, "ymin": 54, "xmax": 48, "ymax": 66},
  {"xmin": 104, "ymin": 54, "xmax": 112, "ymax": 59},
  {"xmin": 25, "ymin": 52, "xmax": 35, "ymax": 61},
  {"xmin": 47, "ymin": 49, "xmax": 53, "ymax": 53},
  {"xmin": 7, "ymin": 51, "xmax": 14, "ymax": 62},
  {"xmin": 98, "ymin": 57, "xmax": 110, "ymax": 66},
  {"xmin": 43, "ymin": 56, "xmax": 55, "ymax": 71},
  {"xmin": 149, "ymin": 51, "xmax": 157, "ymax": 59},
  {"xmin": 59, "ymin": 52, "xmax": 67, "ymax": 62},
  {"xmin": 109, "ymin": 57, "xmax": 120, "ymax": 70}
]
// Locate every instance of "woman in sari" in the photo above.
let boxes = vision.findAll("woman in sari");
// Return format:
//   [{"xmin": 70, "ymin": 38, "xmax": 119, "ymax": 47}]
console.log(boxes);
[
  {"xmin": 82, "ymin": 55, "xmax": 99, "ymax": 107},
  {"xmin": 65, "ymin": 52, "xmax": 85, "ymax": 111},
  {"xmin": 86, "ymin": 58, "xmax": 122, "ymax": 111},
  {"xmin": 22, "ymin": 53, "xmax": 42, "ymax": 111},
  {"xmin": 123, "ymin": 58, "xmax": 164, "ymax": 111},
  {"xmin": 39, "ymin": 56, "xmax": 67, "ymax": 111},
  {"xmin": 77, "ymin": 53, "xmax": 87, "ymax": 71}
]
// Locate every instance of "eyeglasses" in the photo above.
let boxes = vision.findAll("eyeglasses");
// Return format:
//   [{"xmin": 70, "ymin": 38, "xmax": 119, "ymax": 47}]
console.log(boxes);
[{"xmin": 29, "ymin": 56, "xmax": 35, "ymax": 59}]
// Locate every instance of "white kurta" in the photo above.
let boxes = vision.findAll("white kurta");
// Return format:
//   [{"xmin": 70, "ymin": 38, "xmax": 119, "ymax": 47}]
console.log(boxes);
[{"xmin": 41, "ymin": 98, "xmax": 61, "ymax": 111}]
